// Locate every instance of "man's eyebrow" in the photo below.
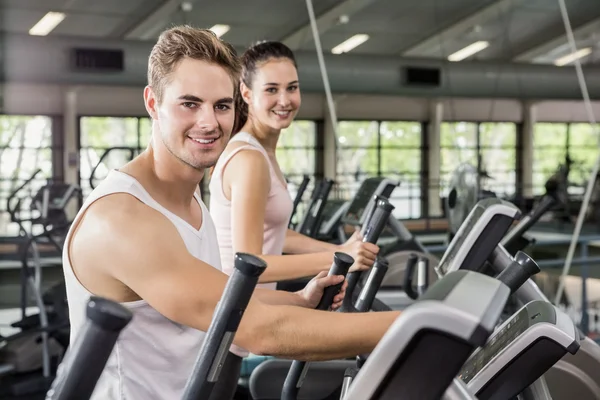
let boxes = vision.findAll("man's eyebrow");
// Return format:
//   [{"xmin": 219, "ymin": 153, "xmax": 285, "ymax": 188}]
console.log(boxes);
[
  {"xmin": 178, "ymin": 94, "xmax": 203, "ymax": 102},
  {"xmin": 216, "ymin": 97, "xmax": 234, "ymax": 104}
]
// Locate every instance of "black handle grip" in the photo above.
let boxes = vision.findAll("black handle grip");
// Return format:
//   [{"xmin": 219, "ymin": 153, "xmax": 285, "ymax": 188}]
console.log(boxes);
[
  {"xmin": 46, "ymin": 297, "xmax": 133, "ymax": 400},
  {"xmin": 496, "ymin": 251, "xmax": 541, "ymax": 294},
  {"xmin": 340, "ymin": 197, "xmax": 395, "ymax": 313},
  {"xmin": 361, "ymin": 198, "xmax": 394, "ymax": 244},
  {"xmin": 316, "ymin": 252, "xmax": 354, "ymax": 310},
  {"xmin": 403, "ymin": 254, "xmax": 420, "ymax": 300},
  {"xmin": 355, "ymin": 258, "xmax": 389, "ymax": 312},
  {"xmin": 181, "ymin": 253, "xmax": 267, "ymax": 400},
  {"xmin": 282, "ymin": 252, "xmax": 353, "ymax": 400}
]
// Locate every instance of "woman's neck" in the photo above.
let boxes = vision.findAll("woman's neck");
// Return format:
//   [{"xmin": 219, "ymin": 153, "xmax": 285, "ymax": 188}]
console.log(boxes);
[{"xmin": 242, "ymin": 119, "xmax": 281, "ymax": 153}]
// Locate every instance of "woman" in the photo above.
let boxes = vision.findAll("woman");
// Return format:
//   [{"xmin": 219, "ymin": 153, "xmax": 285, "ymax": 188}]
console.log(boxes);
[{"xmin": 209, "ymin": 41, "xmax": 379, "ymax": 289}]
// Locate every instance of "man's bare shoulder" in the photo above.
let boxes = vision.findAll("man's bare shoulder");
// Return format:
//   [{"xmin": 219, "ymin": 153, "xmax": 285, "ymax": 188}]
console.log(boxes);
[{"xmin": 71, "ymin": 193, "xmax": 180, "ymax": 265}]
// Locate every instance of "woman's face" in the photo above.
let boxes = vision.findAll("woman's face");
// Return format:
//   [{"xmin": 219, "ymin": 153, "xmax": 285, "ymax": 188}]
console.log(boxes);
[{"xmin": 245, "ymin": 58, "xmax": 301, "ymax": 131}]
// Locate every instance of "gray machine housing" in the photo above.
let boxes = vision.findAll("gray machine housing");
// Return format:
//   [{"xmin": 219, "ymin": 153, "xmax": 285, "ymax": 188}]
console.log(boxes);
[
  {"xmin": 344, "ymin": 270, "xmax": 510, "ymax": 400},
  {"xmin": 460, "ymin": 300, "xmax": 580, "ymax": 400}
]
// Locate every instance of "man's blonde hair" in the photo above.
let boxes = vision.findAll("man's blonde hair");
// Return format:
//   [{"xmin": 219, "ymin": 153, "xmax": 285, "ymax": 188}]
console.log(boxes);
[{"xmin": 147, "ymin": 25, "xmax": 241, "ymax": 104}]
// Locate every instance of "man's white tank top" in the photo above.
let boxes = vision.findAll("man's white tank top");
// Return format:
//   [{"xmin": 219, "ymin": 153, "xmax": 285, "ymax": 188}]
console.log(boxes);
[{"xmin": 61, "ymin": 170, "xmax": 222, "ymax": 400}]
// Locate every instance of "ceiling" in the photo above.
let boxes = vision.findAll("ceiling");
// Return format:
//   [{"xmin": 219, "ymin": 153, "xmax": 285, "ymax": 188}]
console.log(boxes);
[{"xmin": 1, "ymin": 0, "xmax": 600, "ymax": 66}]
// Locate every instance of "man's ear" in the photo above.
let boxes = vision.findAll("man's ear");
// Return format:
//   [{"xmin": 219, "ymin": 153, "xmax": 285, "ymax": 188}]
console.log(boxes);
[{"xmin": 143, "ymin": 86, "xmax": 159, "ymax": 119}]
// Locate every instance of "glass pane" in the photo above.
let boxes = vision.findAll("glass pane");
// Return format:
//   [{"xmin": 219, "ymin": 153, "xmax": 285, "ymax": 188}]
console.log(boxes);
[
  {"xmin": 80, "ymin": 117, "xmax": 139, "ymax": 148},
  {"xmin": 533, "ymin": 147, "xmax": 567, "ymax": 179},
  {"xmin": 0, "ymin": 148, "xmax": 53, "ymax": 236},
  {"xmin": 388, "ymin": 175, "xmax": 421, "ymax": 219},
  {"xmin": 80, "ymin": 147, "xmax": 138, "ymax": 198},
  {"xmin": 1, "ymin": 115, "xmax": 52, "ymax": 148},
  {"xmin": 380, "ymin": 121, "xmax": 421, "ymax": 148},
  {"xmin": 278, "ymin": 120, "xmax": 316, "ymax": 148},
  {"xmin": 337, "ymin": 121, "xmax": 378, "ymax": 148},
  {"xmin": 277, "ymin": 148, "xmax": 315, "ymax": 177},
  {"xmin": 569, "ymin": 123, "xmax": 600, "ymax": 147},
  {"xmin": 569, "ymin": 148, "xmax": 597, "ymax": 184},
  {"xmin": 440, "ymin": 122, "xmax": 478, "ymax": 148},
  {"xmin": 479, "ymin": 122, "xmax": 516, "ymax": 148},
  {"xmin": 334, "ymin": 174, "xmax": 366, "ymax": 201},
  {"xmin": 139, "ymin": 117, "xmax": 152, "ymax": 147},
  {"xmin": 380, "ymin": 149, "xmax": 421, "ymax": 174},
  {"xmin": 532, "ymin": 172, "xmax": 550, "ymax": 196},
  {"xmin": 480, "ymin": 147, "xmax": 516, "ymax": 197},
  {"xmin": 533, "ymin": 123, "xmax": 568, "ymax": 148},
  {"xmin": 337, "ymin": 148, "xmax": 378, "ymax": 178}
]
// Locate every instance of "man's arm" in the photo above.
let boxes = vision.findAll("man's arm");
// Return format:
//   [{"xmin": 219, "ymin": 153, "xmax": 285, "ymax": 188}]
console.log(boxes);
[{"xmin": 73, "ymin": 194, "xmax": 399, "ymax": 361}]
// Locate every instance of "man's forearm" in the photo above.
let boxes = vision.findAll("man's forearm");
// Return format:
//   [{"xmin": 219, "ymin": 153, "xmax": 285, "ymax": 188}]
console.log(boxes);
[
  {"xmin": 257, "ymin": 306, "xmax": 401, "ymax": 361},
  {"xmin": 284, "ymin": 229, "xmax": 339, "ymax": 254},
  {"xmin": 253, "ymin": 287, "xmax": 308, "ymax": 307}
]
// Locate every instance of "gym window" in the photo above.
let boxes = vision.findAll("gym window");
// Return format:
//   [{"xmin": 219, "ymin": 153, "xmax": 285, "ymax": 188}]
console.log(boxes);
[
  {"xmin": 532, "ymin": 123, "xmax": 569, "ymax": 196},
  {"xmin": 440, "ymin": 121, "xmax": 517, "ymax": 199},
  {"xmin": 276, "ymin": 120, "xmax": 318, "ymax": 218},
  {"xmin": 0, "ymin": 115, "xmax": 55, "ymax": 237},
  {"xmin": 335, "ymin": 120, "xmax": 423, "ymax": 220},
  {"xmin": 78, "ymin": 116, "xmax": 150, "ymax": 199}
]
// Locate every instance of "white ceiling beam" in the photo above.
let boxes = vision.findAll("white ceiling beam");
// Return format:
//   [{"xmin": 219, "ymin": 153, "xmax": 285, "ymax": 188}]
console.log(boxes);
[
  {"xmin": 402, "ymin": 0, "xmax": 515, "ymax": 57},
  {"xmin": 282, "ymin": 0, "xmax": 377, "ymax": 50},
  {"xmin": 514, "ymin": 16, "xmax": 600, "ymax": 62},
  {"xmin": 124, "ymin": 0, "xmax": 184, "ymax": 40}
]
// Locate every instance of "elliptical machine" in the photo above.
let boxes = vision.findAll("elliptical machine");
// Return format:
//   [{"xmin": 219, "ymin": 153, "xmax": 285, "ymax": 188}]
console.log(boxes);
[{"xmin": 1, "ymin": 169, "xmax": 81, "ymax": 396}]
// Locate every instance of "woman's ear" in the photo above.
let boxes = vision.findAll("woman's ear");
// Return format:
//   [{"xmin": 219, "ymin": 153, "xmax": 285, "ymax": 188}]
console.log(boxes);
[{"xmin": 240, "ymin": 81, "xmax": 252, "ymax": 104}]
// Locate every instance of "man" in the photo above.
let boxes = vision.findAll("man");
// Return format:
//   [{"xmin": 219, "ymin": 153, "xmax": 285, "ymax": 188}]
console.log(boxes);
[{"xmin": 62, "ymin": 26, "xmax": 399, "ymax": 400}]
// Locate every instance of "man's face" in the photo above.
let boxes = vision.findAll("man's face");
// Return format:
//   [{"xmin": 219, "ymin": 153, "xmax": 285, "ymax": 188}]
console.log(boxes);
[{"xmin": 145, "ymin": 58, "xmax": 235, "ymax": 170}]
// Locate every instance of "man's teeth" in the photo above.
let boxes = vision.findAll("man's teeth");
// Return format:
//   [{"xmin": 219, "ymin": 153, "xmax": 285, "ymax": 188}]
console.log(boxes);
[{"xmin": 191, "ymin": 138, "xmax": 216, "ymax": 144}]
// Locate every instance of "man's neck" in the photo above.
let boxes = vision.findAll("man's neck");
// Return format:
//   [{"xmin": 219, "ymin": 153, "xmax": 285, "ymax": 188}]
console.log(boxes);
[{"xmin": 137, "ymin": 148, "xmax": 203, "ymax": 208}]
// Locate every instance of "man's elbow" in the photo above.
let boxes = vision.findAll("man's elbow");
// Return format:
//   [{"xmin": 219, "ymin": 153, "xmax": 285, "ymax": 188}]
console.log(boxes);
[{"xmin": 235, "ymin": 308, "xmax": 282, "ymax": 356}]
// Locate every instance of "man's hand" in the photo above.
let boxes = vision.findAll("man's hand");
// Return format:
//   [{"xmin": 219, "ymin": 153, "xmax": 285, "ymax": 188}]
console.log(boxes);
[
  {"xmin": 296, "ymin": 271, "xmax": 348, "ymax": 310},
  {"xmin": 339, "ymin": 229, "xmax": 379, "ymax": 273}
]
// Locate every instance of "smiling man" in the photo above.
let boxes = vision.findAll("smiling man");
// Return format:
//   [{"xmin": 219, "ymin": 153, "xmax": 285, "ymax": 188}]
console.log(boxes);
[{"xmin": 60, "ymin": 26, "xmax": 400, "ymax": 400}]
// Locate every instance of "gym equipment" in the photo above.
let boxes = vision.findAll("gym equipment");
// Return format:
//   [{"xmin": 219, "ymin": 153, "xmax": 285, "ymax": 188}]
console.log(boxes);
[
  {"xmin": 445, "ymin": 162, "xmax": 498, "ymax": 242},
  {"xmin": 45, "ymin": 297, "xmax": 133, "ymax": 400},
  {"xmin": 289, "ymin": 175, "xmax": 310, "ymax": 229},
  {"xmin": 486, "ymin": 245, "xmax": 600, "ymax": 400},
  {"xmin": 437, "ymin": 198, "xmax": 598, "ymax": 400},
  {"xmin": 459, "ymin": 300, "xmax": 580, "ymax": 400},
  {"xmin": 296, "ymin": 178, "xmax": 335, "ymax": 237},
  {"xmin": 445, "ymin": 163, "xmax": 480, "ymax": 240},
  {"xmin": 182, "ymin": 252, "xmax": 267, "ymax": 400},
  {"xmin": 281, "ymin": 252, "xmax": 354, "ymax": 400},
  {"xmin": 89, "ymin": 146, "xmax": 138, "ymax": 190},
  {"xmin": 342, "ymin": 269, "xmax": 511, "ymax": 400},
  {"xmin": 248, "ymin": 195, "xmax": 394, "ymax": 400},
  {"xmin": 338, "ymin": 195, "xmax": 395, "ymax": 314},
  {"xmin": 1, "ymin": 170, "xmax": 80, "ymax": 396}
]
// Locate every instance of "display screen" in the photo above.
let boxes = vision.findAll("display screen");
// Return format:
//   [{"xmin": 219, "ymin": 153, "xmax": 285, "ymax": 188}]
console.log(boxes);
[
  {"xmin": 342, "ymin": 178, "xmax": 384, "ymax": 226},
  {"xmin": 459, "ymin": 308, "xmax": 529, "ymax": 383},
  {"xmin": 436, "ymin": 203, "xmax": 486, "ymax": 276}
]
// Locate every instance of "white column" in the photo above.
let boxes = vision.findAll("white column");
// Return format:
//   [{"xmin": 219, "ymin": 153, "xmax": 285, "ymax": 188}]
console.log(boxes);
[
  {"xmin": 522, "ymin": 101, "xmax": 536, "ymax": 198},
  {"xmin": 428, "ymin": 99, "xmax": 443, "ymax": 217},
  {"xmin": 64, "ymin": 87, "xmax": 79, "ymax": 217},
  {"xmin": 323, "ymin": 99, "xmax": 337, "ymax": 180}
]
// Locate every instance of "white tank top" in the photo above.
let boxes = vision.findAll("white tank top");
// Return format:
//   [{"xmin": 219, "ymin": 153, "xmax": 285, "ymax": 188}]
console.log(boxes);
[{"xmin": 61, "ymin": 170, "xmax": 222, "ymax": 400}]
